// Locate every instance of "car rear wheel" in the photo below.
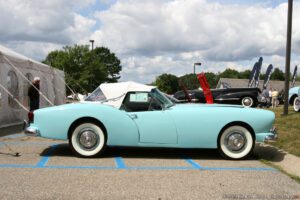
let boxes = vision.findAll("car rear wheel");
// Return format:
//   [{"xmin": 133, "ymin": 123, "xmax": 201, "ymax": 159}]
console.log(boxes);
[
  {"xmin": 69, "ymin": 123, "xmax": 106, "ymax": 157},
  {"xmin": 241, "ymin": 96, "xmax": 254, "ymax": 107},
  {"xmin": 218, "ymin": 125, "xmax": 254, "ymax": 160},
  {"xmin": 293, "ymin": 97, "xmax": 300, "ymax": 112}
]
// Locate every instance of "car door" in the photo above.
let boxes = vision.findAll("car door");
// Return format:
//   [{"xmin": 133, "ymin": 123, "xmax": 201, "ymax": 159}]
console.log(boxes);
[{"xmin": 122, "ymin": 92, "xmax": 178, "ymax": 144}]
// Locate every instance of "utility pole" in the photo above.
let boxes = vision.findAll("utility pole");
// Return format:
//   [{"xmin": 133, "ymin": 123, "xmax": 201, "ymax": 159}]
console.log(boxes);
[
  {"xmin": 194, "ymin": 62, "xmax": 201, "ymax": 74},
  {"xmin": 283, "ymin": 0, "xmax": 293, "ymax": 115},
  {"xmin": 89, "ymin": 40, "xmax": 95, "ymax": 51}
]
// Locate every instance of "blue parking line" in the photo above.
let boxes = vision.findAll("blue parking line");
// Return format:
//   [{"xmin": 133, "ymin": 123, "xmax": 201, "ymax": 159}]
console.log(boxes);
[
  {"xmin": 45, "ymin": 165, "xmax": 115, "ymax": 170},
  {"xmin": 128, "ymin": 166, "xmax": 194, "ymax": 170},
  {"xmin": 202, "ymin": 167, "xmax": 276, "ymax": 171},
  {"xmin": 0, "ymin": 141, "xmax": 65, "ymax": 146},
  {"xmin": 0, "ymin": 164, "xmax": 276, "ymax": 171},
  {"xmin": 0, "ymin": 164, "xmax": 36, "ymax": 168},
  {"xmin": 184, "ymin": 158, "xmax": 202, "ymax": 169},
  {"xmin": 0, "ymin": 133, "xmax": 26, "ymax": 139},
  {"xmin": 36, "ymin": 145, "xmax": 58, "ymax": 168},
  {"xmin": 115, "ymin": 157, "xmax": 127, "ymax": 169},
  {"xmin": 0, "ymin": 142, "xmax": 277, "ymax": 172}
]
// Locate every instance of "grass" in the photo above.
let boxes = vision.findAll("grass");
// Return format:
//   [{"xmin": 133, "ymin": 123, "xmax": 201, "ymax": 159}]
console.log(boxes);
[{"xmin": 265, "ymin": 105, "xmax": 300, "ymax": 157}]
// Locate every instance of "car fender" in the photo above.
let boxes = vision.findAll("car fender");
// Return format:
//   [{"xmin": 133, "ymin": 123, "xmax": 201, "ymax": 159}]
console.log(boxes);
[{"xmin": 33, "ymin": 103, "xmax": 139, "ymax": 146}]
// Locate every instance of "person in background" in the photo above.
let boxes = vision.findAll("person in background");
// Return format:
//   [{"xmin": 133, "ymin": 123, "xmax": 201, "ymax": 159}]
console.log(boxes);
[
  {"xmin": 268, "ymin": 88, "xmax": 273, "ymax": 108},
  {"xmin": 271, "ymin": 89, "xmax": 279, "ymax": 109},
  {"xmin": 261, "ymin": 87, "xmax": 269, "ymax": 108},
  {"xmin": 28, "ymin": 77, "xmax": 40, "ymax": 111}
]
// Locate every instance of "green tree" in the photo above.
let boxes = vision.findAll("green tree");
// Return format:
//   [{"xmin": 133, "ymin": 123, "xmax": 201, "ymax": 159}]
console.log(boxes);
[
  {"xmin": 155, "ymin": 73, "xmax": 179, "ymax": 94},
  {"xmin": 239, "ymin": 70, "xmax": 251, "ymax": 79},
  {"xmin": 178, "ymin": 74, "xmax": 199, "ymax": 90},
  {"xmin": 270, "ymin": 68, "xmax": 285, "ymax": 81},
  {"xmin": 92, "ymin": 47, "xmax": 122, "ymax": 82},
  {"xmin": 219, "ymin": 68, "xmax": 240, "ymax": 79},
  {"xmin": 43, "ymin": 45, "xmax": 122, "ymax": 94},
  {"xmin": 205, "ymin": 72, "xmax": 218, "ymax": 88}
]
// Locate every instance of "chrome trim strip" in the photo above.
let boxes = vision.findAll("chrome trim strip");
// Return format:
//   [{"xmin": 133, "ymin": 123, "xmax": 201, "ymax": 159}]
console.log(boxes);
[{"xmin": 215, "ymin": 98, "xmax": 240, "ymax": 101}]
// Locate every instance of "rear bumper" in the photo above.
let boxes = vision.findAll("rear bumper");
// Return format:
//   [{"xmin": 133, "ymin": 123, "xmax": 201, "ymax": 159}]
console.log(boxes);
[{"xmin": 23, "ymin": 120, "xmax": 40, "ymax": 137}]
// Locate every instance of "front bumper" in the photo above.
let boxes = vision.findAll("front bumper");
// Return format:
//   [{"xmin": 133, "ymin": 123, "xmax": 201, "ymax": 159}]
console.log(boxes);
[
  {"xmin": 256, "ymin": 127, "xmax": 278, "ymax": 142},
  {"xmin": 23, "ymin": 120, "xmax": 40, "ymax": 137},
  {"xmin": 264, "ymin": 127, "xmax": 278, "ymax": 142}
]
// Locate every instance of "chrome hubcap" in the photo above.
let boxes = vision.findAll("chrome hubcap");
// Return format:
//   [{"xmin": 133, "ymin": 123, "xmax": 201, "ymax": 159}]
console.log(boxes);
[
  {"xmin": 78, "ymin": 128, "xmax": 99, "ymax": 150},
  {"xmin": 242, "ymin": 97, "xmax": 253, "ymax": 107},
  {"xmin": 226, "ymin": 132, "xmax": 246, "ymax": 152}
]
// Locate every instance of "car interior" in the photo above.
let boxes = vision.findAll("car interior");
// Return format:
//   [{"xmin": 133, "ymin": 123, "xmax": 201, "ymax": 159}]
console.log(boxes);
[{"xmin": 120, "ymin": 92, "xmax": 163, "ymax": 112}]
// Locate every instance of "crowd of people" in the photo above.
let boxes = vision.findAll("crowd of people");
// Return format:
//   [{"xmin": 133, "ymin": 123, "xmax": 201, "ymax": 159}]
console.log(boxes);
[{"xmin": 261, "ymin": 87, "xmax": 279, "ymax": 108}]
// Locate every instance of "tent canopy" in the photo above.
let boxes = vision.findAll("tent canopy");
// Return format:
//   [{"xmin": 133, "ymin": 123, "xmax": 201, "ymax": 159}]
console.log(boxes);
[
  {"xmin": 0, "ymin": 44, "xmax": 66, "ymax": 128},
  {"xmin": 0, "ymin": 45, "xmax": 48, "ymax": 68}
]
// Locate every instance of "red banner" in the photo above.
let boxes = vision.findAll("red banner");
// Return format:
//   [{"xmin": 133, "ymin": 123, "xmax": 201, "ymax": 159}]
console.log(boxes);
[{"xmin": 197, "ymin": 73, "xmax": 214, "ymax": 104}]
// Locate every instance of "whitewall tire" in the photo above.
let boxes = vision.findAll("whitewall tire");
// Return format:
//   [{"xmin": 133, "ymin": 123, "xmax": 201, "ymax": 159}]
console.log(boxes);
[
  {"xmin": 293, "ymin": 97, "xmax": 300, "ymax": 112},
  {"xmin": 218, "ymin": 125, "xmax": 254, "ymax": 160},
  {"xmin": 70, "ymin": 123, "xmax": 106, "ymax": 157}
]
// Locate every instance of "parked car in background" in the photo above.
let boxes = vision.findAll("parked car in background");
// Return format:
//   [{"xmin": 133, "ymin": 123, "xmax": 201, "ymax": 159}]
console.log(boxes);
[
  {"xmin": 173, "ymin": 87, "xmax": 261, "ymax": 108},
  {"xmin": 25, "ymin": 82, "xmax": 276, "ymax": 160},
  {"xmin": 289, "ymin": 86, "xmax": 300, "ymax": 112}
]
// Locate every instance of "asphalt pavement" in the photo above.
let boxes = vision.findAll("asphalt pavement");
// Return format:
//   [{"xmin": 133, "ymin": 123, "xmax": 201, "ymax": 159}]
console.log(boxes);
[{"xmin": 0, "ymin": 133, "xmax": 299, "ymax": 200}]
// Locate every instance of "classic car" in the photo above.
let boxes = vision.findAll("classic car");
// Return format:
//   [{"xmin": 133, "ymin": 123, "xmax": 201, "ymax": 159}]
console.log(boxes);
[
  {"xmin": 173, "ymin": 87, "xmax": 261, "ymax": 107},
  {"xmin": 289, "ymin": 86, "xmax": 300, "ymax": 112},
  {"xmin": 24, "ymin": 81, "xmax": 277, "ymax": 160}
]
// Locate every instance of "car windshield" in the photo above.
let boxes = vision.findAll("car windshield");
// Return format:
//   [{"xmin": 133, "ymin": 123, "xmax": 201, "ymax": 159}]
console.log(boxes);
[
  {"xmin": 85, "ymin": 87, "xmax": 107, "ymax": 102},
  {"xmin": 151, "ymin": 88, "xmax": 174, "ymax": 108}
]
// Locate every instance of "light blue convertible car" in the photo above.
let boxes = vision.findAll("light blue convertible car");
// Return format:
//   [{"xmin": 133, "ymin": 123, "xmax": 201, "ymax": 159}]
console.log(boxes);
[
  {"xmin": 289, "ymin": 86, "xmax": 300, "ymax": 112},
  {"xmin": 25, "ymin": 81, "xmax": 277, "ymax": 159}
]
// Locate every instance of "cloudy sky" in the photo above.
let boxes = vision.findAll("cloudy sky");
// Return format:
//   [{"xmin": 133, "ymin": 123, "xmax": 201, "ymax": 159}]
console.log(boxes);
[{"xmin": 0, "ymin": 0, "xmax": 299, "ymax": 83}]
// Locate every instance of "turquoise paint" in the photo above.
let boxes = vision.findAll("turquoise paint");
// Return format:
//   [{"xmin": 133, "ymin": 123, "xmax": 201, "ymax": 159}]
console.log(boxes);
[
  {"xmin": 289, "ymin": 87, "xmax": 300, "ymax": 101},
  {"xmin": 28, "ymin": 102, "xmax": 275, "ymax": 149},
  {"xmin": 131, "ymin": 110, "xmax": 177, "ymax": 144}
]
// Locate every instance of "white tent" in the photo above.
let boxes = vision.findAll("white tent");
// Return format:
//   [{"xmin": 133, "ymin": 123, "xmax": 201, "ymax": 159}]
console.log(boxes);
[
  {"xmin": 85, "ymin": 81, "xmax": 155, "ymax": 108},
  {"xmin": 0, "ymin": 44, "xmax": 66, "ymax": 128}
]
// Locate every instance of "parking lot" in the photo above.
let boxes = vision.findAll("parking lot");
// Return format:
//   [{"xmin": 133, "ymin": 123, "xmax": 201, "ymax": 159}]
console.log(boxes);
[{"xmin": 0, "ymin": 133, "xmax": 299, "ymax": 200}]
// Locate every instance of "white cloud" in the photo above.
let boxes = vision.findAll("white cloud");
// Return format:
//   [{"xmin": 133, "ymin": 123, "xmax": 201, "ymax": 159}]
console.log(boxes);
[
  {"xmin": 0, "ymin": 0, "xmax": 96, "ymax": 42},
  {"xmin": 94, "ymin": 0, "xmax": 299, "ymax": 59},
  {"xmin": 92, "ymin": 0, "xmax": 300, "ymax": 82},
  {"xmin": 1, "ymin": 0, "xmax": 300, "ymax": 84}
]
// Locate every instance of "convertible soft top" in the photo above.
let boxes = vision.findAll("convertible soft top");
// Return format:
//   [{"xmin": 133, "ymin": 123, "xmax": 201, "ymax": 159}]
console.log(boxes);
[{"xmin": 91, "ymin": 81, "xmax": 155, "ymax": 108}]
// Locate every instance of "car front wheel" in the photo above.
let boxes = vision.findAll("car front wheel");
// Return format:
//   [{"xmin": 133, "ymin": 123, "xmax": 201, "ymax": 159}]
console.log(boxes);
[
  {"xmin": 70, "ymin": 122, "xmax": 106, "ymax": 157},
  {"xmin": 218, "ymin": 125, "xmax": 254, "ymax": 160},
  {"xmin": 293, "ymin": 97, "xmax": 300, "ymax": 112}
]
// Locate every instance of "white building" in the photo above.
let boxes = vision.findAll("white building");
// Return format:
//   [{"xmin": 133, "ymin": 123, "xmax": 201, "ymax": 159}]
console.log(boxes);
[{"xmin": 0, "ymin": 45, "xmax": 66, "ymax": 128}]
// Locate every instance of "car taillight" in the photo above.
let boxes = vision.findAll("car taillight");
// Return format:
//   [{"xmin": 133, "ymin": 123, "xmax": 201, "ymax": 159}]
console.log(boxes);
[{"xmin": 28, "ymin": 111, "xmax": 34, "ymax": 123}]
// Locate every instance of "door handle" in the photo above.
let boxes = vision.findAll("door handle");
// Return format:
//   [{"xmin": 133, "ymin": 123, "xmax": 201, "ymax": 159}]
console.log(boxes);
[{"xmin": 128, "ymin": 114, "xmax": 138, "ymax": 119}]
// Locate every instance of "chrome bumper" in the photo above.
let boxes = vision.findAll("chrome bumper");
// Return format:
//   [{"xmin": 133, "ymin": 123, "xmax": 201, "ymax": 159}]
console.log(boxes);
[
  {"xmin": 23, "ymin": 120, "xmax": 39, "ymax": 137},
  {"xmin": 264, "ymin": 127, "xmax": 278, "ymax": 142}
]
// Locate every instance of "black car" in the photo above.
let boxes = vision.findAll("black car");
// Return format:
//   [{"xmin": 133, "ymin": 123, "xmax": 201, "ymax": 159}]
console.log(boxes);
[{"xmin": 173, "ymin": 87, "xmax": 261, "ymax": 107}]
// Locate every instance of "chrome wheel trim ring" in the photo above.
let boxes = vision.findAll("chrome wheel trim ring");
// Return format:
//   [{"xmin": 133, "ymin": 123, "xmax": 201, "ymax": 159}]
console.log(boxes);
[
  {"xmin": 77, "ymin": 128, "xmax": 99, "ymax": 151},
  {"xmin": 242, "ymin": 97, "xmax": 253, "ymax": 107},
  {"xmin": 294, "ymin": 97, "xmax": 300, "ymax": 112},
  {"xmin": 225, "ymin": 132, "xmax": 247, "ymax": 153}
]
